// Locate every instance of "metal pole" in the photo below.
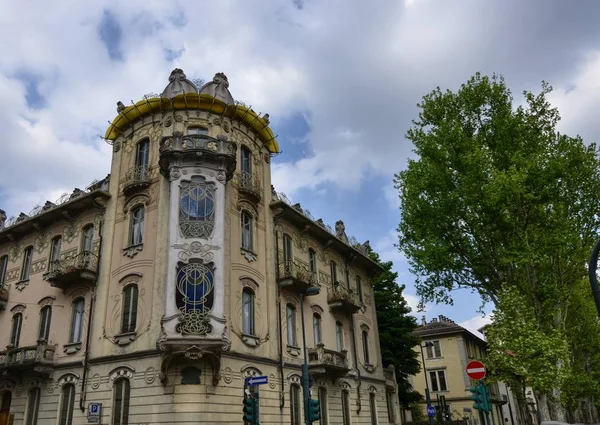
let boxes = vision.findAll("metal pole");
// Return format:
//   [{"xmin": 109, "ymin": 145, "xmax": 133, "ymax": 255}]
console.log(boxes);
[
  {"xmin": 587, "ymin": 239, "xmax": 600, "ymax": 317},
  {"xmin": 300, "ymin": 293, "xmax": 311, "ymax": 425},
  {"xmin": 420, "ymin": 344, "xmax": 435, "ymax": 425}
]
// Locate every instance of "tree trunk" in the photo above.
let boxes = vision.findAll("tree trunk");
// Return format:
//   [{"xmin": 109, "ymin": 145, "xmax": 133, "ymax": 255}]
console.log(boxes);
[{"xmin": 536, "ymin": 393, "xmax": 551, "ymax": 422}]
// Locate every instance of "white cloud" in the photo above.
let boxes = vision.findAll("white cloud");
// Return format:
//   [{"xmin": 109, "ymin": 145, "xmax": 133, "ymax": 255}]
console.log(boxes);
[{"xmin": 459, "ymin": 315, "xmax": 493, "ymax": 340}]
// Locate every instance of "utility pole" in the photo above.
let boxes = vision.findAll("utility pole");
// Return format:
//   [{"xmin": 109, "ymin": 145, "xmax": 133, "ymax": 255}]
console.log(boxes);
[{"xmin": 419, "ymin": 341, "xmax": 435, "ymax": 425}]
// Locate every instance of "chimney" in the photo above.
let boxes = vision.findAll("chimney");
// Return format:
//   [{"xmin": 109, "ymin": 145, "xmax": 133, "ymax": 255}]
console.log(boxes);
[{"xmin": 421, "ymin": 316, "xmax": 427, "ymax": 326}]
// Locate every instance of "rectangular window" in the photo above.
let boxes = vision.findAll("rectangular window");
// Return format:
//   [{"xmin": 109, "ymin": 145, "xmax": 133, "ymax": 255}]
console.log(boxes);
[
  {"xmin": 187, "ymin": 126, "xmax": 208, "ymax": 136},
  {"xmin": 0, "ymin": 255, "xmax": 7, "ymax": 285},
  {"xmin": 341, "ymin": 391, "xmax": 351, "ymax": 425},
  {"xmin": 242, "ymin": 289, "xmax": 255, "ymax": 335},
  {"xmin": 113, "ymin": 379, "xmax": 130, "ymax": 425},
  {"xmin": 70, "ymin": 299, "xmax": 85, "ymax": 343},
  {"xmin": 386, "ymin": 392, "xmax": 396, "ymax": 423},
  {"xmin": 25, "ymin": 387, "xmax": 40, "ymax": 425},
  {"xmin": 38, "ymin": 306, "xmax": 52, "ymax": 341},
  {"xmin": 290, "ymin": 385, "xmax": 301, "ymax": 425},
  {"xmin": 241, "ymin": 147, "xmax": 252, "ymax": 174},
  {"xmin": 426, "ymin": 340, "xmax": 442, "ymax": 359},
  {"xmin": 10, "ymin": 313, "xmax": 22, "ymax": 348},
  {"xmin": 129, "ymin": 208, "xmax": 144, "ymax": 246},
  {"xmin": 82, "ymin": 225, "xmax": 94, "ymax": 253},
  {"xmin": 356, "ymin": 275, "xmax": 364, "ymax": 303},
  {"xmin": 318, "ymin": 387, "xmax": 328, "ymax": 425},
  {"xmin": 241, "ymin": 213, "xmax": 253, "ymax": 251},
  {"xmin": 429, "ymin": 370, "xmax": 448, "ymax": 392},
  {"xmin": 136, "ymin": 139, "xmax": 150, "ymax": 170},
  {"xmin": 330, "ymin": 261, "xmax": 337, "ymax": 285},
  {"xmin": 335, "ymin": 321, "xmax": 344, "ymax": 352},
  {"xmin": 286, "ymin": 305, "xmax": 297, "ymax": 346},
  {"xmin": 121, "ymin": 285, "xmax": 138, "ymax": 334},
  {"xmin": 283, "ymin": 234, "xmax": 293, "ymax": 263},
  {"xmin": 21, "ymin": 246, "xmax": 33, "ymax": 281},
  {"xmin": 369, "ymin": 392, "xmax": 378, "ymax": 425},
  {"xmin": 313, "ymin": 314, "xmax": 322, "ymax": 347},
  {"xmin": 49, "ymin": 236, "xmax": 62, "ymax": 267},
  {"xmin": 59, "ymin": 384, "xmax": 75, "ymax": 425},
  {"xmin": 309, "ymin": 249, "xmax": 317, "ymax": 274}
]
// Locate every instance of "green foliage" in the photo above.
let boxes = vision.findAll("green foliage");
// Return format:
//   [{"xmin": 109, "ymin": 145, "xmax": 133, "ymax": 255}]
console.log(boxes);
[
  {"xmin": 486, "ymin": 286, "xmax": 570, "ymax": 396},
  {"xmin": 370, "ymin": 250, "xmax": 422, "ymax": 406}
]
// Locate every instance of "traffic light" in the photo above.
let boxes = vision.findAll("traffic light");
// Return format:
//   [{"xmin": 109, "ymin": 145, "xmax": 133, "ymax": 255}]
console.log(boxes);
[
  {"xmin": 243, "ymin": 395, "xmax": 258, "ymax": 424},
  {"xmin": 469, "ymin": 384, "xmax": 491, "ymax": 412},
  {"xmin": 308, "ymin": 398, "xmax": 321, "ymax": 422}
]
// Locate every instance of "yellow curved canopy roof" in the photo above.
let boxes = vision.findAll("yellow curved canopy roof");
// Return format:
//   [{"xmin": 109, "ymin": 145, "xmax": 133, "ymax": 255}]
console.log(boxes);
[{"xmin": 104, "ymin": 93, "xmax": 280, "ymax": 154}]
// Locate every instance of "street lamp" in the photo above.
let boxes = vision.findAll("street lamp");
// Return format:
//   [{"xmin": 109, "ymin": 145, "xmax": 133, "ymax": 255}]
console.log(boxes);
[
  {"xmin": 419, "ymin": 341, "xmax": 435, "ymax": 425},
  {"xmin": 300, "ymin": 286, "xmax": 320, "ymax": 425}
]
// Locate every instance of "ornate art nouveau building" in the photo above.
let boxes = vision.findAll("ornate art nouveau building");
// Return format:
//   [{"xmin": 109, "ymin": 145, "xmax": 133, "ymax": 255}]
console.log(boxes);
[{"xmin": 0, "ymin": 69, "xmax": 399, "ymax": 425}]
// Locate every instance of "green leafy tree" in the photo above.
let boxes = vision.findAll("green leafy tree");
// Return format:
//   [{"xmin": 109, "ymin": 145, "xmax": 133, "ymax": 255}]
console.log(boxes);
[
  {"xmin": 395, "ymin": 73, "xmax": 600, "ymax": 419},
  {"xmin": 370, "ymin": 250, "xmax": 422, "ymax": 407}
]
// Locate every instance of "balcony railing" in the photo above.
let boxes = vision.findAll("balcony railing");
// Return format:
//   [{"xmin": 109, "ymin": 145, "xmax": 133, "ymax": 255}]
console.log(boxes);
[
  {"xmin": 327, "ymin": 283, "xmax": 361, "ymax": 314},
  {"xmin": 43, "ymin": 251, "xmax": 98, "ymax": 291},
  {"xmin": 0, "ymin": 285, "xmax": 8, "ymax": 310},
  {"xmin": 123, "ymin": 165, "xmax": 150, "ymax": 195},
  {"xmin": 0, "ymin": 342, "xmax": 56, "ymax": 377},
  {"xmin": 236, "ymin": 171, "xmax": 262, "ymax": 203},
  {"xmin": 308, "ymin": 344, "xmax": 350, "ymax": 377},
  {"xmin": 277, "ymin": 259, "xmax": 318, "ymax": 293}
]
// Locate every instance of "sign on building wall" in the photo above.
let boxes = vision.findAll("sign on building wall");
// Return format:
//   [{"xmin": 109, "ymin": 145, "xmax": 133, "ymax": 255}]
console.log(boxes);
[{"xmin": 87, "ymin": 403, "xmax": 102, "ymax": 423}]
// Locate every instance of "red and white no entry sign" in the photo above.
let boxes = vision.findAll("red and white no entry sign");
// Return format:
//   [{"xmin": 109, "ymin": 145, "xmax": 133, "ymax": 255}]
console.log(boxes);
[{"xmin": 466, "ymin": 360, "xmax": 486, "ymax": 380}]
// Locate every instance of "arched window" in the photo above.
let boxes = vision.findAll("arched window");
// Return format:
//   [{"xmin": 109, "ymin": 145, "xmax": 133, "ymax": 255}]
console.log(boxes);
[
  {"xmin": 59, "ymin": 383, "xmax": 75, "ymax": 425},
  {"xmin": 187, "ymin": 126, "xmax": 208, "ymax": 136},
  {"xmin": 313, "ymin": 313, "xmax": 322, "ymax": 347},
  {"xmin": 369, "ymin": 392, "xmax": 378, "ymax": 425},
  {"xmin": 20, "ymin": 246, "xmax": 33, "ymax": 281},
  {"xmin": 129, "ymin": 206, "xmax": 145, "ymax": 246},
  {"xmin": 49, "ymin": 236, "xmax": 62, "ymax": 269},
  {"xmin": 0, "ymin": 255, "xmax": 7, "ymax": 285},
  {"xmin": 329, "ymin": 261, "xmax": 337, "ymax": 285},
  {"xmin": 112, "ymin": 378, "xmax": 130, "ymax": 425},
  {"xmin": 81, "ymin": 225, "xmax": 94, "ymax": 253},
  {"xmin": 290, "ymin": 384, "xmax": 301, "ymax": 425},
  {"xmin": 241, "ymin": 146, "xmax": 252, "ymax": 174},
  {"xmin": 341, "ymin": 390, "xmax": 351, "ymax": 425},
  {"xmin": 135, "ymin": 138, "xmax": 150, "ymax": 170},
  {"xmin": 286, "ymin": 304, "xmax": 297, "ymax": 346},
  {"xmin": 38, "ymin": 305, "xmax": 52, "ymax": 342},
  {"xmin": 283, "ymin": 234, "xmax": 293, "ymax": 263},
  {"xmin": 242, "ymin": 288, "xmax": 255, "ymax": 336},
  {"xmin": 318, "ymin": 387, "xmax": 328, "ymax": 425},
  {"xmin": 70, "ymin": 298, "xmax": 85, "ymax": 343},
  {"xmin": 308, "ymin": 249, "xmax": 317, "ymax": 275},
  {"xmin": 335, "ymin": 321, "xmax": 344, "ymax": 352},
  {"xmin": 121, "ymin": 285, "xmax": 138, "ymax": 334},
  {"xmin": 176, "ymin": 262, "xmax": 215, "ymax": 336},
  {"xmin": 10, "ymin": 313, "xmax": 22, "ymax": 347},
  {"xmin": 179, "ymin": 177, "xmax": 215, "ymax": 238},
  {"xmin": 25, "ymin": 387, "xmax": 40, "ymax": 425},
  {"xmin": 362, "ymin": 329, "xmax": 370, "ymax": 364},
  {"xmin": 241, "ymin": 212, "xmax": 253, "ymax": 251}
]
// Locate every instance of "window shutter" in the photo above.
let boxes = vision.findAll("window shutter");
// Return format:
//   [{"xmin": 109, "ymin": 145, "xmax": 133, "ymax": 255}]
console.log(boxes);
[
  {"xmin": 122, "ymin": 288, "xmax": 132, "ymax": 333},
  {"xmin": 129, "ymin": 286, "xmax": 138, "ymax": 332}
]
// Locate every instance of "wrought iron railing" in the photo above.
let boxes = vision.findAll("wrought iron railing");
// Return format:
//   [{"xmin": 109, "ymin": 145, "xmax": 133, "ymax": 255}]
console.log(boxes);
[
  {"xmin": 123, "ymin": 165, "xmax": 150, "ymax": 188},
  {"xmin": 237, "ymin": 171, "xmax": 261, "ymax": 197},
  {"xmin": 44, "ymin": 251, "xmax": 98, "ymax": 280},
  {"xmin": 327, "ymin": 283, "xmax": 360, "ymax": 306},
  {"xmin": 0, "ymin": 342, "xmax": 55, "ymax": 367},
  {"xmin": 278, "ymin": 259, "xmax": 318, "ymax": 285},
  {"xmin": 308, "ymin": 345, "xmax": 349, "ymax": 369}
]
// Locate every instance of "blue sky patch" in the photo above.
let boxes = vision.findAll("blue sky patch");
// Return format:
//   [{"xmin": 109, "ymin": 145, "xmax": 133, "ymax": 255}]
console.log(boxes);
[{"xmin": 98, "ymin": 10, "xmax": 123, "ymax": 61}]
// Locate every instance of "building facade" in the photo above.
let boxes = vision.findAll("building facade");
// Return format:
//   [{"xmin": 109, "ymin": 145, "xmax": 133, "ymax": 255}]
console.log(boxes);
[
  {"xmin": 410, "ymin": 316, "xmax": 521, "ymax": 425},
  {"xmin": 0, "ymin": 69, "xmax": 400, "ymax": 425}
]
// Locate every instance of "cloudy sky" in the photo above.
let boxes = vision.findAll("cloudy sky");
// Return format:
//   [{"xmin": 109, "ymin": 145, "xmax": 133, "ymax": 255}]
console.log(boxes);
[{"xmin": 2, "ymin": 0, "xmax": 600, "ymax": 336}]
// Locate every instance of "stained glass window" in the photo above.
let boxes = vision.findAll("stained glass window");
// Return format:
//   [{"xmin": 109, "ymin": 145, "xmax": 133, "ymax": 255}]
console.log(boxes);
[
  {"xmin": 179, "ymin": 177, "xmax": 215, "ymax": 238},
  {"xmin": 176, "ymin": 262, "xmax": 215, "ymax": 335}
]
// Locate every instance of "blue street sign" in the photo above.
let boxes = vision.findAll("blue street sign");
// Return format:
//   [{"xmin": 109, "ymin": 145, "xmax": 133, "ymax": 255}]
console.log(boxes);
[
  {"xmin": 246, "ymin": 375, "xmax": 269, "ymax": 386},
  {"xmin": 427, "ymin": 406, "xmax": 436, "ymax": 417}
]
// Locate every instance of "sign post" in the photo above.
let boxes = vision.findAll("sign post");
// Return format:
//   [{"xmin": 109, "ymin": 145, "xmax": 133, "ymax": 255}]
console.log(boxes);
[
  {"xmin": 427, "ymin": 406, "xmax": 436, "ymax": 417},
  {"xmin": 466, "ymin": 361, "xmax": 492, "ymax": 425}
]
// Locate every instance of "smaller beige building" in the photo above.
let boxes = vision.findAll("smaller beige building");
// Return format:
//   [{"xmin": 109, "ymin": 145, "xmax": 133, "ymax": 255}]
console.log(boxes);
[{"xmin": 410, "ymin": 315, "xmax": 520, "ymax": 425}]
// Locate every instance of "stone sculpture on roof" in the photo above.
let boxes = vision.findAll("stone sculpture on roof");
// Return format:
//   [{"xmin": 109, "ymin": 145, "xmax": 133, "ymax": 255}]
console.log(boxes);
[
  {"xmin": 161, "ymin": 68, "xmax": 198, "ymax": 99},
  {"xmin": 199, "ymin": 72, "xmax": 235, "ymax": 105}
]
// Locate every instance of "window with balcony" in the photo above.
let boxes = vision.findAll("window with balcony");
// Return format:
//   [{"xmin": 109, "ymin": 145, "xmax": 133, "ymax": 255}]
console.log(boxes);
[
  {"xmin": 81, "ymin": 225, "xmax": 94, "ymax": 253},
  {"xmin": 49, "ymin": 236, "xmax": 62, "ymax": 268},
  {"xmin": 241, "ymin": 212, "xmax": 253, "ymax": 251},
  {"xmin": 362, "ymin": 329, "xmax": 370, "ymax": 364},
  {"xmin": 59, "ymin": 383, "xmax": 75, "ymax": 425},
  {"xmin": 426, "ymin": 340, "xmax": 442, "ymax": 359},
  {"xmin": 341, "ymin": 390, "xmax": 351, "ymax": 425},
  {"xmin": 38, "ymin": 305, "xmax": 52, "ymax": 342},
  {"xmin": 356, "ymin": 275, "xmax": 363, "ymax": 303},
  {"xmin": 318, "ymin": 387, "xmax": 328, "ymax": 425},
  {"xmin": 121, "ymin": 285, "xmax": 138, "ymax": 334},
  {"xmin": 10, "ymin": 312, "xmax": 22, "ymax": 347},
  {"xmin": 242, "ymin": 288, "xmax": 255, "ymax": 336},
  {"xmin": 313, "ymin": 313, "xmax": 322, "ymax": 347},
  {"xmin": 290, "ymin": 384, "xmax": 301, "ymax": 425},
  {"xmin": 25, "ymin": 387, "xmax": 40, "ymax": 425},
  {"xmin": 21, "ymin": 246, "xmax": 33, "ymax": 281},
  {"xmin": 70, "ymin": 298, "xmax": 85, "ymax": 343},
  {"xmin": 129, "ymin": 206, "xmax": 145, "ymax": 246},
  {"xmin": 0, "ymin": 255, "xmax": 7, "ymax": 285},
  {"xmin": 308, "ymin": 249, "xmax": 317, "ymax": 275},
  {"xmin": 429, "ymin": 370, "xmax": 448, "ymax": 392},
  {"xmin": 136, "ymin": 139, "xmax": 150, "ymax": 170},
  {"xmin": 369, "ymin": 392, "xmax": 378, "ymax": 425},
  {"xmin": 335, "ymin": 321, "xmax": 344, "ymax": 352},
  {"xmin": 187, "ymin": 126, "xmax": 208, "ymax": 135},
  {"xmin": 283, "ymin": 234, "xmax": 293, "ymax": 263},
  {"xmin": 179, "ymin": 177, "xmax": 215, "ymax": 238},
  {"xmin": 286, "ymin": 304, "xmax": 297, "ymax": 346},
  {"xmin": 330, "ymin": 261, "xmax": 337, "ymax": 285},
  {"xmin": 241, "ymin": 146, "xmax": 252, "ymax": 174},
  {"xmin": 175, "ymin": 261, "xmax": 215, "ymax": 336},
  {"xmin": 112, "ymin": 378, "xmax": 130, "ymax": 425}
]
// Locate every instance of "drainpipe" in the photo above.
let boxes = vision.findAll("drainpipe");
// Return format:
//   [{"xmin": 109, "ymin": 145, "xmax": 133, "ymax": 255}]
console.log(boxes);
[
  {"xmin": 346, "ymin": 260, "xmax": 361, "ymax": 414},
  {"xmin": 587, "ymin": 239, "xmax": 600, "ymax": 317},
  {"xmin": 275, "ymin": 228, "xmax": 285, "ymax": 409},
  {"xmin": 80, "ymin": 219, "xmax": 103, "ymax": 411}
]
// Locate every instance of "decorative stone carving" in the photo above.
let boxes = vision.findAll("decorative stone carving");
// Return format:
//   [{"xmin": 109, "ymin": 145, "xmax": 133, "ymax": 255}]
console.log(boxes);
[
  {"xmin": 58, "ymin": 373, "xmax": 80, "ymax": 386},
  {"xmin": 109, "ymin": 367, "xmax": 135, "ymax": 382},
  {"xmin": 241, "ymin": 249, "xmax": 257, "ymax": 263},
  {"xmin": 123, "ymin": 244, "xmax": 143, "ymax": 258},
  {"xmin": 15, "ymin": 280, "xmax": 28, "ymax": 291},
  {"xmin": 163, "ymin": 116, "xmax": 173, "ymax": 127},
  {"xmin": 161, "ymin": 69, "xmax": 197, "ymax": 99},
  {"xmin": 169, "ymin": 166, "xmax": 181, "ymax": 181},
  {"xmin": 198, "ymin": 72, "xmax": 235, "ymax": 105},
  {"xmin": 91, "ymin": 374, "xmax": 101, "ymax": 389},
  {"xmin": 173, "ymin": 242, "xmax": 220, "ymax": 263},
  {"xmin": 222, "ymin": 367, "xmax": 233, "ymax": 384},
  {"xmin": 335, "ymin": 220, "xmax": 349, "ymax": 243},
  {"xmin": 287, "ymin": 374, "xmax": 301, "ymax": 385},
  {"xmin": 221, "ymin": 326, "xmax": 231, "ymax": 352}
]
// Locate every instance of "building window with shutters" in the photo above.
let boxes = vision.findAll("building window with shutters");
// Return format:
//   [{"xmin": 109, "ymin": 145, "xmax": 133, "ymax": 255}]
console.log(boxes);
[
  {"xmin": 38, "ymin": 305, "xmax": 52, "ymax": 342},
  {"xmin": 112, "ymin": 378, "xmax": 130, "ymax": 425},
  {"xmin": 20, "ymin": 246, "xmax": 33, "ymax": 281},
  {"xmin": 25, "ymin": 387, "xmax": 40, "ymax": 425},
  {"xmin": 58, "ymin": 384, "xmax": 75, "ymax": 425},
  {"xmin": 121, "ymin": 285, "xmax": 138, "ymax": 334},
  {"xmin": 290, "ymin": 384, "xmax": 301, "ymax": 425},
  {"xmin": 10, "ymin": 313, "xmax": 22, "ymax": 348}
]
